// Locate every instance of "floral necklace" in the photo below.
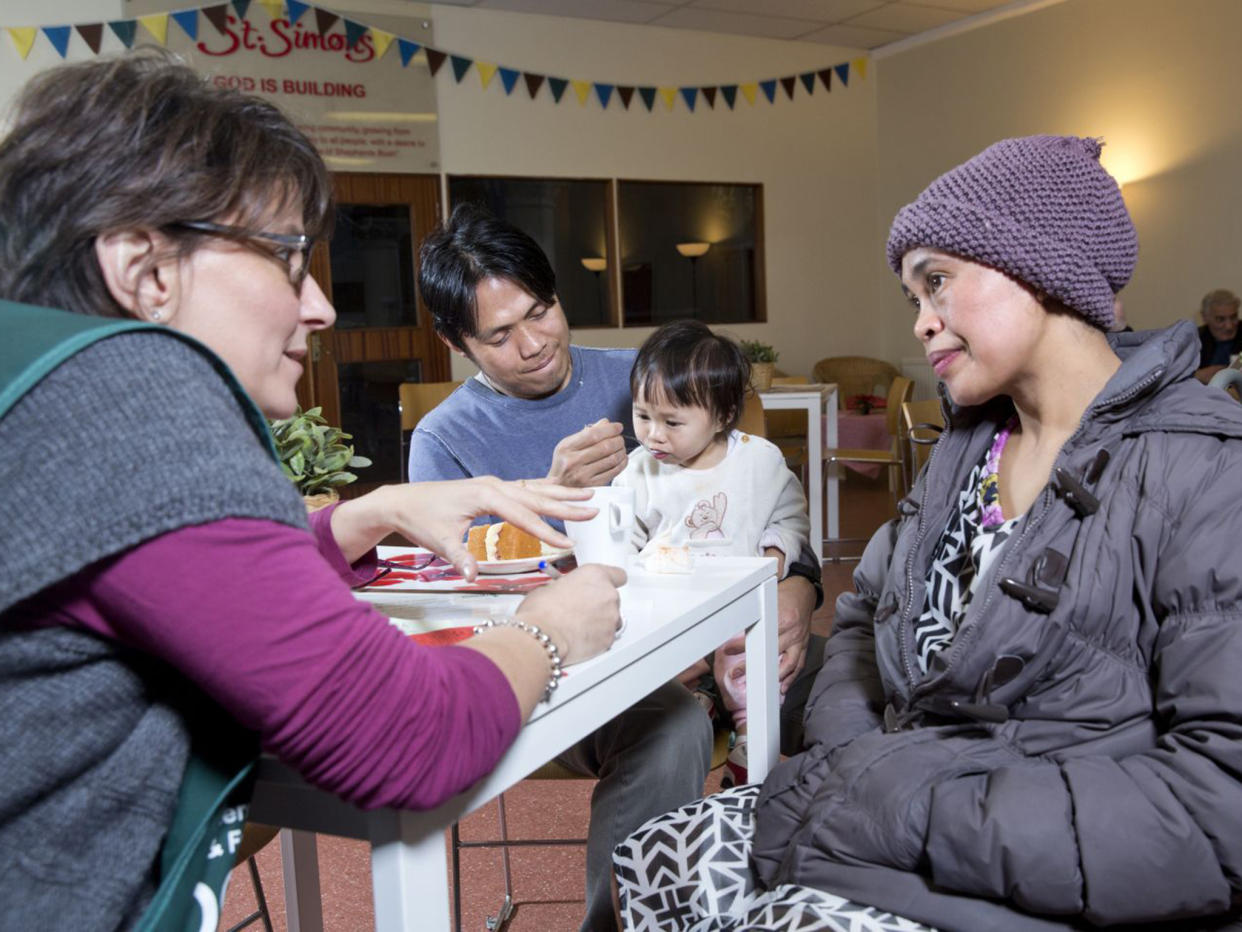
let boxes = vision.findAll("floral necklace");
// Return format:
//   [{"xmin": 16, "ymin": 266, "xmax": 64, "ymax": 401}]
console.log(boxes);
[{"xmin": 977, "ymin": 416, "xmax": 1018, "ymax": 529}]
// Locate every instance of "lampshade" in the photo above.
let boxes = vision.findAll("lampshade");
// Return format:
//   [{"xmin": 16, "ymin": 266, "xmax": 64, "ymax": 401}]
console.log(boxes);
[
  {"xmin": 676, "ymin": 242, "xmax": 710, "ymax": 258},
  {"xmin": 581, "ymin": 257, "xmax": 607, "ymax": 273}
]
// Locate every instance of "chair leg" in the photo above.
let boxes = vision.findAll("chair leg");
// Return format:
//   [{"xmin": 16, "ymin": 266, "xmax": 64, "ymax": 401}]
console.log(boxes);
[
  {"xmin": 224, "ymin": 857, "xmax": 273, "ymax": 932},
  {"xmin": 486, "ymin": 794, "xmax": 517, "ymax": 932}
]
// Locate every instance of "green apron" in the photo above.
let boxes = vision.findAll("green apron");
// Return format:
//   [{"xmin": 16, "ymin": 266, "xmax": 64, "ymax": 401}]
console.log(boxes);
[{"xmin": 1, "ymin": 299, "xmax": 279, "ymax": 932}]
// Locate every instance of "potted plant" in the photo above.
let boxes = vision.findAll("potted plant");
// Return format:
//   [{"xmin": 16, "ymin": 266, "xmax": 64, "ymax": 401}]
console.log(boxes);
[
  {"xmin": 268, "ymin": 406, "xmax": 372, "ymax": 511},
  {"xmin": 740, "ymin": 339, "xmax": 779, "ymax": 391}
]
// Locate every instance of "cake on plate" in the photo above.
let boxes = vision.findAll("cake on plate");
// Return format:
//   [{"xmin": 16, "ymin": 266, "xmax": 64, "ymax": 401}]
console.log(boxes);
[{"xmin": 466, "ymin": 521, "xmax": 546, "ymax": 562}]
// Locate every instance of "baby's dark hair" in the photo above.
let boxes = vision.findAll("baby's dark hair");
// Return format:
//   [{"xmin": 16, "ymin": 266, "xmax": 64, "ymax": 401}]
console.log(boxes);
[{"xmin": 630, "ymin": 320, "xmax": 751, "ymax": 431}]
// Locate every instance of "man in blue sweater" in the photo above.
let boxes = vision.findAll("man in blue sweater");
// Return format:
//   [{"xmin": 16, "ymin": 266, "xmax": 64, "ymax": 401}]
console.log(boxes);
[{"xmin": 410, "ymin": 204, "xmax": 823, "ymax": 932}]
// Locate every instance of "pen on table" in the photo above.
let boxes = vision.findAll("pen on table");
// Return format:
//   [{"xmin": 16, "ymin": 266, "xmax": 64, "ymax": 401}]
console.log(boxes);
[{"xmin": 538, "ymin": 560, "xmax": 563, "ymax": 579}]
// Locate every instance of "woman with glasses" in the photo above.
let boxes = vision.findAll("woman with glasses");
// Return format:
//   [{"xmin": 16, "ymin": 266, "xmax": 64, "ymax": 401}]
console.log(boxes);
[{"xmin": 0, "ymin": 51, "xmax": 623, "ymax": 929}]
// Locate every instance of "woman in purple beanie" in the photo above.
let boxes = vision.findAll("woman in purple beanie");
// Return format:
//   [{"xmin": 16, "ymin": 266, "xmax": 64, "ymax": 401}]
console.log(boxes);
[{"xmin": 613, "ymin": 136, "xmax": 1242, "ymax": 930}]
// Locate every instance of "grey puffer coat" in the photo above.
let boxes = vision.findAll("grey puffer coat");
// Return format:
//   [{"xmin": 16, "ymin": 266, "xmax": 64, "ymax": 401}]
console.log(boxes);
[{"xmin": 752, "ymin": 321, "xmax": 1242, "ymax": 930}]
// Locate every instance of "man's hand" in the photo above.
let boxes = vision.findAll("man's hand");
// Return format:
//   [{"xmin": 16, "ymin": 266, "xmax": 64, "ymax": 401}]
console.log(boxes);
[
  {"xmin": 717, "ymin": 573, "xmax": 816, "ymax": 696},
  {"xmin": 547, "ymin": 418, "xmax": 627, "ymax": 487}
]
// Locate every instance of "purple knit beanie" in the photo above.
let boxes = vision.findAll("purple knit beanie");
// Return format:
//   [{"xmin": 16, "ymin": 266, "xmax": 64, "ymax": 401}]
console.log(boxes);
[{"xmin": 885, "ymin": 135, "xmax": 1137, "ymax": 330}]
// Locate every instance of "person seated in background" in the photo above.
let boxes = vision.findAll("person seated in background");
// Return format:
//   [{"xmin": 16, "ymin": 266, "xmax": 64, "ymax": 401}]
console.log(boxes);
[
  {"xmin": 614, "ymin": 135, "xmax": 1242, "ymax": 931},
  {"xmin": 410, "ymin": 203, "xmax": 823, "ymax": 931},
  {"xmin": 1195, "ymin": 287, "xmax": 1242, "ymax": 382},
  {"xmin": 0, "ymin": 51, "xmax": 626, "ymax": 930},
  {"xmin": 614, "ymin": 320, "xmax": 811, "ymax": 788}
]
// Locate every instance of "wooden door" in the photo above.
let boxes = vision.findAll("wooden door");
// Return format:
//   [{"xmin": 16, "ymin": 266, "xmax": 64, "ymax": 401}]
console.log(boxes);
[{"xmin": 298, "ymin": 173, "xmax": 447, "ymax": 491}]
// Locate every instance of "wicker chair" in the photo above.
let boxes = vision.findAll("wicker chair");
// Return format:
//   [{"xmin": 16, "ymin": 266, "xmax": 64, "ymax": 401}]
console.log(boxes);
[
  {"xmin": 901, "ymin": 398, "xmax": 945, "ymax": 488},
  {"xmin": 812, "ymin": 356, "xmax": 899, "ymax": 410}
]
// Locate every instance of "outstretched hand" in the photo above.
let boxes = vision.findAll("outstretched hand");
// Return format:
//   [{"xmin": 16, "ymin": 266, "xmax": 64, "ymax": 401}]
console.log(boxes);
[
  {"xmin": 516, "ymin": 562, "xmax": 627, "ymax": 664},
  {"xmin": 330, "ymin": 476, "xmax": 598, "ymax": 577}
]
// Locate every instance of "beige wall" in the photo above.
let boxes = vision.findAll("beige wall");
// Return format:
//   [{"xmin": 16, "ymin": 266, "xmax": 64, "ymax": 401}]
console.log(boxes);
[{"xmin": 875, "ymin": 0, "xmax": 1242, "ymax": 358}]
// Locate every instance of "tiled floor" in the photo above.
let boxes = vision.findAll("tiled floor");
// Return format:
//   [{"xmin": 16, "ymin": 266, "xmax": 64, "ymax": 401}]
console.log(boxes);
[{"xmin": 218, "ymin": 471, "xmax": 896, "ymax": 932}]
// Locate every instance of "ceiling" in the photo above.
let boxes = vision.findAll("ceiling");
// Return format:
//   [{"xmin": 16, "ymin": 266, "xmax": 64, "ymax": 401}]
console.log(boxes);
[{"xmin": 420, "ymin": 0, "xmax": 1026, "ymax": 51}]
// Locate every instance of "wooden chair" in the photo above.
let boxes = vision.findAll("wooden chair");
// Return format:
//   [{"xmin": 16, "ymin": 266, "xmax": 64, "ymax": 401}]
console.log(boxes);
[
  {"xmin": 736, "ymin": 390, "xmax": 768, "ymax": 437},
  {"xmin": 399, "ymin": 380, "xmax": 462, "ymax": 472},
  {"xmin": 811, "ymin": 356, "xmax": 899, "ymax": 410},
  {"xmin": 822, "ymin": 376, "xmax": 914, "ymax": 555},
  {"xmin": 901, "ymin": 398, "xmax": 945, "ymax": 488}
]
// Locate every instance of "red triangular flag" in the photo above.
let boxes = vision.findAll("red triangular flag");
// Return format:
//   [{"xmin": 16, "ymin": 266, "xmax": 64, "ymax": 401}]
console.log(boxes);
[
  {"xmin": 780, "ymin": 76, "xmax": 796, "ymax": 99},
  {"xmin": 201, "ymin": 4, "xmax": 230, "ymax": 35},
  {"xmin": 617, "ymin": 85, "xmax": 634, "ymax": 109},
  {"xmin": 75, "ymin": 22, "xmax": 103, "ymax": 53},
  {"xmin": 523, "ymin": 72, "xmax": 544, "ymax": 98},
  {"xmin": 702, "ymin": 86, "xmax": 717, "ymax": 108},
  {"xmin": 817, "ymin": 69, "xmax": 832, "ymax": 92},
  {"xmin": 426, "ymin": 48, "xmax": 447, "ymax": 76}
]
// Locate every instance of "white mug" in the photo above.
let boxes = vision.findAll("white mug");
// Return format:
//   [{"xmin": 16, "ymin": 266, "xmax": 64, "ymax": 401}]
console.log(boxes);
[{"xmin": 566, "ymin": 486, "xmax": 636, "ymax": 569}]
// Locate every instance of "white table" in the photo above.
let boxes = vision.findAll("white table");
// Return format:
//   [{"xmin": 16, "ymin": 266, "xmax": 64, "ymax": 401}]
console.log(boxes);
[
  {"xmin": 759, "ymin": 384, "xmax": 839, "ymax": 563},
  {"xmin": 247, "ymin": 556, "xmax": 780, "ymax": 931}
]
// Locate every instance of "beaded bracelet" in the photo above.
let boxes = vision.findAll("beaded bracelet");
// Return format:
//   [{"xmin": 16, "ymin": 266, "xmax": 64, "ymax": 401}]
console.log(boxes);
[{"xmin": 472, "ymin": 616, "xmax": 564, "ymax": 704}]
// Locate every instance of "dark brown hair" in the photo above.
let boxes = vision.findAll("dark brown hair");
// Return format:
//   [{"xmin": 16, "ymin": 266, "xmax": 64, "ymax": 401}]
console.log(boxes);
[
  {"xmin": 630, "ymin": 320, "xmax": 751, "ymax": 432},
  {"xmin": 0, "ymin": 49, "xmax": 333, "ymax": 316}
]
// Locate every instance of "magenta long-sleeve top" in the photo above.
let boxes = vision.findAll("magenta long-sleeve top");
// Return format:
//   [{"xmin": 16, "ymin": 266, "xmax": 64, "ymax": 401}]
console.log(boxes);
[{"xmin": 16, "ymin": 505, "xmax": 521, "ymax": 811}]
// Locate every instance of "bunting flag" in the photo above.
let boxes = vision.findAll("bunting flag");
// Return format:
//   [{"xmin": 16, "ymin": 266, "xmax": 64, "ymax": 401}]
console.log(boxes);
[
  {"xmin": 255, "ymin": 0, "xmax": 283, "ymax": 22},
  {"xmin": 171, "ymin": 9, "xmax": 198, "ymax": 40},
  {"xmin": 138, "ymin": 14, "xmax": 168, "ymax": 44},
  {"xmin": 108, "ymin": 20, "xmax": 137, "ymax": 48},
  {"xmin": 202, "ymin": 5, "xmax": 230, "ymax": 36},
  {"xmin": 372, "ymin": 29, "xmax": 395, "ymax": 60},
  {"xmin": 75, "ymin": 22, "xmax": 103, "ymax": 53},
  {"xmin": 0, "ymin": 1, "xmax": 867, "ymax": 117},
  {"xmin": 398, "ymin": 38, "xmax": 421, "ymax": 66},
  {"xmin": 450, "ymin": 54, "xmax": 472, "ymax": 83},
  {"xmin": 7, "ymin": 27, "xmax": 36, "ymax": 59},
  {"xmin": 43, "ymin": 25, "xmax": 71, "ymax": 57},
  {"xmin": 286, "ymin": 0, "xmax": 311, "ymax": 25}
]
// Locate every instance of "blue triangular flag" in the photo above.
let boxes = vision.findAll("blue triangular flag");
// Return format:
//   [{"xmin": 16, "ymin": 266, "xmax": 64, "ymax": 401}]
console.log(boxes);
[
  {"xmin": 170, "ymin": 10, "xmax": 198, "ymax": 39},
  {"xmin": 638, "ymin": 86, "xmax": 656, "ymax": 111},
  {"xmin": 344, "ymin": 19, "xmax": 368, "ymax": 49},
  {"xmin": 42, "ymin": 26, "xmax": 71, "ymax": 57},
  {"xmin": 834, "ymin": 63, "xmax": 849, "ymax": 86},
  {"xmin": 800, "ymin": 71, "xmax": 815, "ymax": 94},
  {"xmin": 595, "ymin": 83, "xmax": 614, "ymax": 108},
  {"xmin": 720, "ymin": 85, "xmax": 737, "ymax": 109},
  {"xmin": 286, "ymin": 0, "xmax": 310, "ymax": 24},
  {"xmin": 760, "ymin": 79, "xmax": 777, "ymax": 103},
  {"xmin": 108, "ymin": 20, "xmax": 137, "ymax": 48},
  {"xmin": 500, "ymin": 67, "xmax": 520, "ymax": 95},
  {"xmin": 451, "ymin": 55, "xmax": 473, "ymax": 82},
  {"xmin": 232, "ymin": 0, "xmax": 250, "ymax": 20},
  {"xmin": 679, "ymin": 87, "xmax": 697, "ymax": 112},
  {"xmin": 548, "ymin": 77, "xmax": 568, "ymax": 102},
  {"xmin": 398, "ymin": 38, "xmax": 421, "ymax": 66}
]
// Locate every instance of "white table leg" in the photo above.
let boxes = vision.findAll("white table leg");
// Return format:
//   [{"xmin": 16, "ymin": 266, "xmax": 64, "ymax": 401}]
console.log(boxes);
[
  {"xmin": 824, "ymin": 388, "xmax": 839, "ymax": 542},
  {"xmin": 370, "ymin": 813, "xmax": 451, "ymax": 931},
  {"xmin": 279, "ymin": 828, "xmax": 323, "ymax": 932},
  {"xmin": 745, "ymin": 576, "xmax": 780, "ymax": 783}
]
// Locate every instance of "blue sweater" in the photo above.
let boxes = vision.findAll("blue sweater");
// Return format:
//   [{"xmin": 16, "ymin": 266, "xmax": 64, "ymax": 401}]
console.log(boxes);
[{"xmin": 408, "ymin": 345, "xmax": 637, "ymax": 491}]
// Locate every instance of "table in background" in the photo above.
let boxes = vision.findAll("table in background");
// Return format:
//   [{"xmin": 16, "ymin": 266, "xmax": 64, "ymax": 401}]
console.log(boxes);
[
  {"xmin": 759, "ymin": 383, "xmax": 838, "ymax": 563},
  {"xmin": 831, "ymin": 410, "xmax": 890, "ymax": 479},
  {"xmin": 249, "ymin": 555, "xmax": 781, "ymax": 931}
]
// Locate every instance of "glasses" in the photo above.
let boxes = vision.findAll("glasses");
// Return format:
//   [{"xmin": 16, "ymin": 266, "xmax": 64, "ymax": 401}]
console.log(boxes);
[{"xmin": 172, "ymin": 220, "xmax": 315, "ymax": 292}]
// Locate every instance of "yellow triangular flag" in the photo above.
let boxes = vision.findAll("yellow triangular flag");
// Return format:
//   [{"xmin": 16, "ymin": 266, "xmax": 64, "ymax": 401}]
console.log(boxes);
[
  {"xmin": 853, "ymin": 57, "xmax": 867, "ymax": 80},
  {"xmin": 372, "ymin": 29, "xmax": 395, "ymax": 60},
  {"xmin": 138, "ymin": 14, "xmax": 168, "ymax": 44},
  {"xmin": 256, "ymin": 0, "xmax": 284, "ymax": 21},
  {"xmin": 740, "ymin": 83, "xmax": 758, "ymax": 105},
  {"xmin": 659, "ymin": 87, "xmax": 676, "ymax": 110},
  {"xmin": 477, "ymin": 62, "xmax": 498, "ymax": 89},
  {"xmin": 572, "ymin": 80, "xmax": 591, "ymax": 105},
  {"xmin": 7, "ymin": 27, "xmax": 36, "ymax": 59}
]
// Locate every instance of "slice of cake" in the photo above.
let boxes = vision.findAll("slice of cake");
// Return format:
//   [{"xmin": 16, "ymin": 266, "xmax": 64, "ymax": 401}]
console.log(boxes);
[
  {"xmin": 642, "ymin": 543, "xmax": 693, "ymax": 574},
  {"xmin": 466, "ymin": 522, "xmax": 545, "ymax": 562}
]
